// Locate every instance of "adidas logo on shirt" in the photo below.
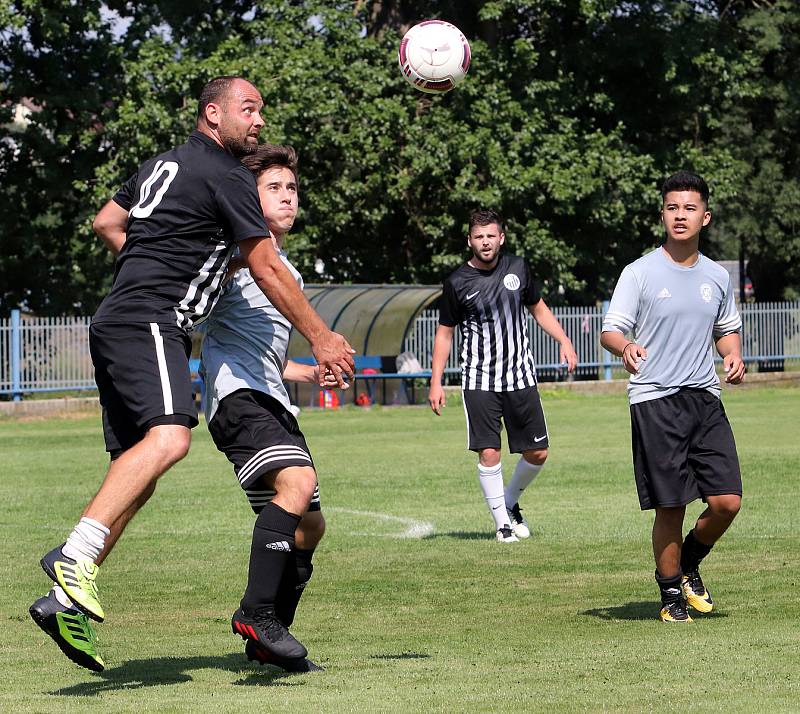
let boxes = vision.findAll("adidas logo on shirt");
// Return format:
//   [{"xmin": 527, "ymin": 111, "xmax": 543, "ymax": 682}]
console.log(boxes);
[
  {"xmin": 657, "ymin": 288, "xmax": 672, "ymax": 299},
  {"xmin": 265, "ymin": 541, "xmax": 291, "ymax": 552}
]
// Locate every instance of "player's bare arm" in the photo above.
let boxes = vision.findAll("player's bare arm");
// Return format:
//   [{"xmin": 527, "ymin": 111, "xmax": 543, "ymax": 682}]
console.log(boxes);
[
  {"xmin": 528, "ymin": 299, "xmax": 577, "ymax": 372},
  {"xmin": 715, "ymin": 332, "xmax": 745, "ymax": 384},
  {"xmin": 238, "ymin": 235, "xmax": 355, "ymax": 385},
  {"xmin": 92, "ymin": 199, "xmax": 129, "ymax": 256},
  {"xmin": 428, "ymin": 324, "xmax": 454, "ymax": 415},
  {"xmin": 282, "ymin": 359, "xmax": 350, "ymax": 390},
  {"xmin": 600, "ymin": 330, "xmax": 647, "ymax": 375}
]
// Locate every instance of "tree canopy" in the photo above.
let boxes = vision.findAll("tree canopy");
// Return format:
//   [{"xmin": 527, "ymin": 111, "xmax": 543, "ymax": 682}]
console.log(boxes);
[{"xmin": 1, "ymin": 0, "xmax": 797, "ymax": 315}]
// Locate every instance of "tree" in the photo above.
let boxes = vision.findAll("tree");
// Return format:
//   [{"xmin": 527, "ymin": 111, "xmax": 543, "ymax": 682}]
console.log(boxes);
[{"xmin": 2, "ymin": 0, "xmax": 798, "ymax": 316}]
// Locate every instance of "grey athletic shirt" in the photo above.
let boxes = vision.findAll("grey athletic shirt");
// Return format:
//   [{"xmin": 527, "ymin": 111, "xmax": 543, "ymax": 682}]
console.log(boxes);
[
  {"xmin": 200, "ymin": 251, "xmax": 303, "ymax": 422},
  {"xmin": 602, "ymin": 248, "xmax": 742, "ymax": 405}
]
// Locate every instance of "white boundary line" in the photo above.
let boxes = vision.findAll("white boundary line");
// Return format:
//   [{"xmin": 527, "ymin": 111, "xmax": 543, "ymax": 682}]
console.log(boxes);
[{"xmin": 327, "ymin": 507, "xmax": 434, "ymax": 539}]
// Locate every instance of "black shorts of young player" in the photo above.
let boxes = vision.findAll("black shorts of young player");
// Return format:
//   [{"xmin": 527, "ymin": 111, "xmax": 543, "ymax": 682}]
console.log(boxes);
[
  {"xmin": 462, "ymin": 385, "xmax": 549, "ymax": 453},
  {"xmin": 89, "ymin": 321, "xmax": 198, "ymax": 457},
  {"xmin": 208, "ymin": 389, "xmax": 320, "ymax": 512},
  {"xmin": 630, "ymin": 388, "xmax": 742, "ymax": 510}
]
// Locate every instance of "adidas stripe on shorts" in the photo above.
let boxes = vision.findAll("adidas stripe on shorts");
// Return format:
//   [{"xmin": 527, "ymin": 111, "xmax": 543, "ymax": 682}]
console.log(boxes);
[{"xmin": 208, "ymin": 388, "xmax": 320, "ymax": 513}]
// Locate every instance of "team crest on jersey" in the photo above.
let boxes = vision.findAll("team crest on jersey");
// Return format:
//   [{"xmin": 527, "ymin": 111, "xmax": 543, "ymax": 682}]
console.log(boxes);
[
  {"xmin": 700, "ymin": 283, "xmax": 713, "ymax": 303},
  {"xmin": 503, "ymin": 274, "xmax": 521, "ymax": 291}
]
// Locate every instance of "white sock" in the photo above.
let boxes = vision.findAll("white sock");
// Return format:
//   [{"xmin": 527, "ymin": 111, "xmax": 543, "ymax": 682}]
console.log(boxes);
[
  {"xmin": 477, "ymin": 463, "xmax": 509, "ymax": 530},
  {"xmin": 62, "ymin": 517, "xmax": 110, "ymax": 563},
  {"xmin": 505, "ymin": 459, "xmax": 543, "ymax": 508},
  {"xmin": 52, "ymin": 585, "xmax": 74, "ymax": 609}
]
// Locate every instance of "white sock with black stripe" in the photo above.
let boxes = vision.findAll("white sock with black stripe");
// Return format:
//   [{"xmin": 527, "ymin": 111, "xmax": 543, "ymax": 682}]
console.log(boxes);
[{"xmin": 477, "ymin": 463, "xmax": 509, "ymax": 530}]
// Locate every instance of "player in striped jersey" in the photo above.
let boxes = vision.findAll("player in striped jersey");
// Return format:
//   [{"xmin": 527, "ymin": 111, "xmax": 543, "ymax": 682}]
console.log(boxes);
[
  {"xmin": 30, "ymin": 77, "xmax": 354, "ymax": 671},
  {"xmin": 202, "ymin": 144, "xmax": 344, "ymax": 671},
  {"xmin": 601, "ymin": 171, "xmax": 745, "ymax": 623},
  {"xmin": 428, "ymin": 210, "xmax": 577, "ymax": 542}
]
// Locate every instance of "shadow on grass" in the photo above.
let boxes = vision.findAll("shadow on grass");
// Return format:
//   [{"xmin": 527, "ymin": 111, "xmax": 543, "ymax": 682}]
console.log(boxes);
[
  {"xmin": 50, "ymin": 653, "xmax": 303, "ymax": 696},
  {"xmin": 370, "ymin": 652, "xmax": 430, "ymax": 660},
  {"xmin": 422, "ymin": 531, "xmax": 488, "ymax": 541},
  {"xmin": 582, "ymin": 601, "xmax": 729, "ymax": 621}
]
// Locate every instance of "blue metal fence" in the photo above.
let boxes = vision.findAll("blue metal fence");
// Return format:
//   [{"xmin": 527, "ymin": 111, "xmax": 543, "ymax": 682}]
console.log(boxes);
[{"xmin": 2, "ymin": 302, "xmax": 799, "ymax": 399}]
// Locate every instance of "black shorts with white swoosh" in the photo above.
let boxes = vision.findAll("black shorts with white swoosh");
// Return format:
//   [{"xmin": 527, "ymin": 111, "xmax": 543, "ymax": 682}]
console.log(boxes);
[{"xmin": 462, "ymin": 386, "xmax": 549, "ymax": 453}]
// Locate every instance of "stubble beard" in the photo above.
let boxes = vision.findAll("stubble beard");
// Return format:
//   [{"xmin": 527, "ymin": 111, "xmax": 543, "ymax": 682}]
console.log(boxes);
[
  {"xmin": 222, "ymin": 132, "xmax": 258, "ymax": 158},
  {"xmin": 218, "ymin": 118, "xmax": 258, "ymax": 158}
]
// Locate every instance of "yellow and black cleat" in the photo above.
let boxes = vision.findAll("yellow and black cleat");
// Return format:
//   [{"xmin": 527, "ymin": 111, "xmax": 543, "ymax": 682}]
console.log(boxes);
[
  {"xmin": 41, "ymin": 544, "xmax": 105, "ymax": 622},
  {"xmin": 682, "ymin": 570, "xmax": 714, "ymax": 613},
  {"xmin": 660, "ymin": 599, "xmax": 693, "ymax": 623}
]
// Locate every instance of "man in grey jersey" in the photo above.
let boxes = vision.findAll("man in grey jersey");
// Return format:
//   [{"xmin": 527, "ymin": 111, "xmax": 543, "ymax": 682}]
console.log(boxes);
[
  {"xmin": 202, "ymin": 144, "xmax": 342, "ymax": 670},
  {"xmin": 601, "ymin": 171, "xmax": 745, "ymax": 623}
]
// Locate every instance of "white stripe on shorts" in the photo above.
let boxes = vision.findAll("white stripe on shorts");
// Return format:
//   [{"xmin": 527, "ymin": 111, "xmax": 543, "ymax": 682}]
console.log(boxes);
[
  {"xmin": 149, "ymin": 323, "xmax": 173, "ymax": 415},
  {"xmin": 461, "ymin": 388, "xmax": 471, "ymax": 450},
  {"xmin": 238, "ymin": 445, "xmax": 312, "ymax": 485}
]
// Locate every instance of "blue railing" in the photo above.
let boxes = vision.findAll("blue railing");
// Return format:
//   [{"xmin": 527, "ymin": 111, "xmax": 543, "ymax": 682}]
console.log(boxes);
[{"xmin": 2, "ymin": 302, "xmax": 799, "ymax": 399}]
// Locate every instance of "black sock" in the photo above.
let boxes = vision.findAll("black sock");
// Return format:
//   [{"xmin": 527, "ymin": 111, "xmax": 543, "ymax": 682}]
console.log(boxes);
[
  {"xmin": 275, "ymin": 547, "xmax": 315, "ymax": 627},
  {"xmin": 240, "ymin": 502, "xmax": 301, "ymax": 615},
  {"xmin": 655, "ymin": 570, "xmax": 683, "ymax": 605},
  {"xmin": 680, "ymin": 528, "xmax": 713, "ymax": 574}
]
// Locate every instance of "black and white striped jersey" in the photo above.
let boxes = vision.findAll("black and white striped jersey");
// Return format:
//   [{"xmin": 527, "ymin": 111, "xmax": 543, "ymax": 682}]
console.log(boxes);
[
  {"xmin": 439, "ymin": 254, "xmax": 541, "ymax": 391},
  {"xmin": 92, "ymin": 131, "xmax": 268, "ymax": 331}
]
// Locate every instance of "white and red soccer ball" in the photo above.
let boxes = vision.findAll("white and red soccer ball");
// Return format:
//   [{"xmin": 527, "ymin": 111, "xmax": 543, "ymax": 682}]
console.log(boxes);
[{"xmin": 398, "ymin": 20, "xmax": 471, "ymax": 94}]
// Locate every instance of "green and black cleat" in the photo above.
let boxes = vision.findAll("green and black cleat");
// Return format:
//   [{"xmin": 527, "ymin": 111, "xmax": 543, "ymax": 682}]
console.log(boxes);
[{"xmin": 30, "ymin": 590, "xmax": 104, "ymax": 672}]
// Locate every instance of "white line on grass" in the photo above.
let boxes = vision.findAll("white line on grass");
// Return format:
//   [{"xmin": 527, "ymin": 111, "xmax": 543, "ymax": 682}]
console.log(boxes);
[{"xmin": 327, "ymin": 507, "xmax": 434, "ymax": 539}]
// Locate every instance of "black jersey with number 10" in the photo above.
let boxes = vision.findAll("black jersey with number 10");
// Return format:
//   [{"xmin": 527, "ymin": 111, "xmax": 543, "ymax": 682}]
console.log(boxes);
[
  {"xmin": 439, "ymin": 254, "xmax": 541, "ymax": 391},
  {"xmin": 92, "ymin": 131, "xmax": 268, "ymax": 331}
]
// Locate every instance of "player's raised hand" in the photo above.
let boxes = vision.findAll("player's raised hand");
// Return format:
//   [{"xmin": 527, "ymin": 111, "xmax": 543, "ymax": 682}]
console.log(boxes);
[
  {"xmin": 311, "ymin": 331, "xmax": 355, "ymax": 388},
  {"xmin": 428, "ymin": 383, "xmax": 446, "ymax": 416},
  {"xmin": 560, "ymin": 338, "xmax": 578, "ymax": 373},
  {"xmin": 622, "ymin": 342, "xmax": 647, "ymax": 375},
  {"xmin": 723, "ymin": 353, "xmax": 745, "ymax": 384}
]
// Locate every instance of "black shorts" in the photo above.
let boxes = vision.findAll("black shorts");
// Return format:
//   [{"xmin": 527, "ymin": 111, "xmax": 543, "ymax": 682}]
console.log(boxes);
[
  {"xmin": 630, "ymin": 389, "xmax": 742, "ymax": 510},
  {"xmin": 89, "ymin": 321, "xmax": 198, "ymax": 456},
  {"xmin": 208, "ymin": 389, "xmax": 320, "ymax": 514},
  {"xmin": 462, "ymin": 386, "xmax": 549, "ymax": 453}
]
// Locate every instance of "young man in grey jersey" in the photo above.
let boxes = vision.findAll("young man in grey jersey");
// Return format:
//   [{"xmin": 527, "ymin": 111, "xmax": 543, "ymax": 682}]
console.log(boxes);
[
  {"xmin": 202, "ymin": 144, "xmax": 343, "ymax": 671},
  {"xmin": 428, "ymin": 210, "xmax": 577, "ymax": 543},
  {"xmin": 601, "ymin": 171, "xmax": 745, "ymax": 623}
]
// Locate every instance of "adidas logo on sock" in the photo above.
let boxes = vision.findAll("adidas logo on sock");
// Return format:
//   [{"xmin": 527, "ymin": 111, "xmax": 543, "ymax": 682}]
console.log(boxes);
[{"xmin": 265, "ymin": 541, "xmax": 291, "ymax": 552}]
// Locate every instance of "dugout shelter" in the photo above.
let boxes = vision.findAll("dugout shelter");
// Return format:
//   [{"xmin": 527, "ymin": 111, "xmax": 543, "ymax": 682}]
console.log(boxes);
[{"xmin": 287, "ymin": 284, "xmax": 442, "ymax": 405}]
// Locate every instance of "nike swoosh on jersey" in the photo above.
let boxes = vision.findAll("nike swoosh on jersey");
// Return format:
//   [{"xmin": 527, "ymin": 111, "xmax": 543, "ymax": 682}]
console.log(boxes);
[{"xmin": 466, "ymin": 291, "xmax": 480, "ymax": 299}]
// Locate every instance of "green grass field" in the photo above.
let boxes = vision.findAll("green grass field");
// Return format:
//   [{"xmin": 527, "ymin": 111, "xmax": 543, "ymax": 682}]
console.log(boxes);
[{"xmin": 2, "ymin": 388, "xmax": 798, "ymax": 712}]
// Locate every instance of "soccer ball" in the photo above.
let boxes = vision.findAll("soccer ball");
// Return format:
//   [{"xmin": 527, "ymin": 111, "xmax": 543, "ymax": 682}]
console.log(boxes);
[{"xmin": 398, "ymin": 20, "xmax": 471, "ymax": 94}]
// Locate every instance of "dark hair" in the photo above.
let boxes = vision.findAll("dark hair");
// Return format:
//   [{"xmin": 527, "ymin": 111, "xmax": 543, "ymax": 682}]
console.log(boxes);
[
  {"xmin": 661, "ymin": 171, "xmax": 710, "ymax": 206},
  {"xmin": 197, "ymin": 76, "xmax": 250, "ymax": 119},
  {"xmin": 468, "ymin": 209, "xmax": 504, "ymax": 233},
  {"xmin": 241, "ymin": 143, "xmax": 299, "ymax": 184}
]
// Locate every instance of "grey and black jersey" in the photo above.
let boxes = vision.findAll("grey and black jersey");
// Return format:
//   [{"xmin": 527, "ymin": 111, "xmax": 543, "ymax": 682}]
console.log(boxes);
[
  {"xmin": 200, "ymin": 253, "xmax": 303, "ymax": 422},
  {"xmin": 602, "ymin": 248, "xmax": 742, "ymax": 405},
  {"xmin": 439, "ymin": 254, "xmax": 541, "ymax": 391},
  {"xmin": 93, "ymin": 131, "xmax": 268, "ymax": 331}
]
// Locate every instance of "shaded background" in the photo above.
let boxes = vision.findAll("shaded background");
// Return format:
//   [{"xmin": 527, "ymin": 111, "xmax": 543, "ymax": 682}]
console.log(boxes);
[{"xmin": 1, "ymin": 0, "xmax": 798, "ymax": 315}]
